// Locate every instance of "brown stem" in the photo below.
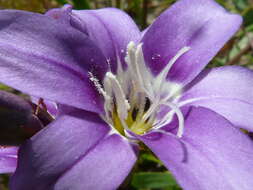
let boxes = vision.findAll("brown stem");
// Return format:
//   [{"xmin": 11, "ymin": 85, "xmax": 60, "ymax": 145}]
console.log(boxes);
[
  {"xmin": 94, "ymin": 0, "xmax": 99, "ymax": 8},
  {"xmin": 227, "ymin": 43, "xmax": 252, "ymax": 65},
  {"xmin": 116, "ymin": 0, "xmax": 121, "ymax": 8},
  {"xmin": 142, "ymin": 0, "xmax": 149, "ymax": 29}
]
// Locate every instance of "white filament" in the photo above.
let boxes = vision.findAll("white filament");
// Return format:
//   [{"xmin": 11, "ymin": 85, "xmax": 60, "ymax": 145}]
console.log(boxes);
[
  {"xmin": 158, "ymin": 102, "xmax": 185, "ymax": 138},
  {"xmin": 89, "ymin": 41, "xmax": 190, "ymax": 138},
  {"xmin": 140, "ymin": 46, "xmax": 190, "ymax": 137},
  {"xmin": 156, "ymin": 47, "xmax": 190, "ymax": 82},
  {"xmin": 153, "ymin": 46, "xmax": 190, "ymax": 98},
  {"xmin": 104, "ymin": 72, "xmax": 130, "ymax": 120},
  {"xmin": 142, "ymin": 99, "xmax": 160, "ymax": 122},
  {"xmin": 126, "ymin": 42, "xmax": 152, "ymax": 97}
]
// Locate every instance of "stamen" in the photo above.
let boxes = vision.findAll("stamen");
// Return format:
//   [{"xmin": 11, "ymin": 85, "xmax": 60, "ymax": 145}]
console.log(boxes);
[
  {"xmin": 127, "ymin": 42, "xmax": 154, "ymax": 99},
  {"xmin": 158, "ymin": 102, "xmax": 185, "ymax": 138},
  {"xmin": 139, "ymin": 47, "xmax": 190, "ymax": 134},
  {"xmin": 116, "ymin": 56, "xmax": 130, "ymax": 95},
  {"xmin": 135, "ymin": 93, "xmax": 147, "ymax": 117},
  {"xmin": 157, "ymin": 47, "xmax": 190, "ymax": 85},
  {"xmin": 126, "ymin": 42, "xmax": 145, "ymax": 93},
  {"xmin": 153, "ymin": 109, "xmax": 174, "ymax": 128},
  {"xmin": 142, "ymin": 99, "xmax": 160, "ymax": 122},
  {"xmin": 135, "ymin": 43, "xmax": 154, "ymax": 98},
  {"xmin": 88, "ymin": 72, "xmax": 107, "ymax": 97},
  {"xmin": 162, "ymin": 82, "xmax": 183, "ymax": 103},
  {"xmin": 99, "ymin": 42, "xmax": 189, "ymax": 138},
  {"xmin": 105, "ymin": 72, "xmax": 130, "ymax": 120},
  {"xmin": 89, "ymin": 72, "xmax": 113, "ymax": 123},
  {"xmin": 153, "ymin": 46, "xmax": 190, "ymax": 98}
]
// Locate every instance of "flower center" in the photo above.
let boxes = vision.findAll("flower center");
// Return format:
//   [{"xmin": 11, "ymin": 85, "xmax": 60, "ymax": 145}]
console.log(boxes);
[{"xmin": 89, "ymin": 42, "xmax": 190, "ymax": 137}]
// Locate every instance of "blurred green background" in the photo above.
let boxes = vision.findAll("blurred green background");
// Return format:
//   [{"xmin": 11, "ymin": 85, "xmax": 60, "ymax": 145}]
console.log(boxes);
[{"xmin": 0, "ymin": 0, "xmax": 252, "ymax": 189}]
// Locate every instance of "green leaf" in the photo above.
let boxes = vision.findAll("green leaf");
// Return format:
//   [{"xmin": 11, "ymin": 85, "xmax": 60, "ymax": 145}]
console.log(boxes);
[
  {"xmin": 72, "ymin": 0, "xmax": 90, "ymax": 10},
  {"xmin": 131, "ymin": 172, "xmax": 180, "ymax": 189},
  {"xmin": 0, "ymin": 84, "xmax": 13, "ymax": 92},
  {"xmin": 232, "ymin": 0, "xmax": 248, "ymax": 10},
  {"xmin": 55, "ymin": 0, "xmax": 68, "ymax": 5},
  {"xmin": 243, "ymin": 8, "xmax": 253, "ymax": 27},
  {"xmin": 215, "ymin": 0, "xmax": 227, "ymax": 7},
  {"xmin": 140, "ymin": 153, "xmax": 163, "ymax": 164},
  {"xmin": 0, "ymin": 174, "xmax": 10, "ymax": 190},
  {"xmin": 246, "ymin": 24, "xmax": 253, "ymax": 32}
]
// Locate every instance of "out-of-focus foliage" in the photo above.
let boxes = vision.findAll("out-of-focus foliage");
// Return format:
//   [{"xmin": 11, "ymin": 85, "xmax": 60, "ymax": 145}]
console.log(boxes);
[
  {"xmin": 0, "ymin": 0, "xmax": 252, "ymax": 189},
  {"xmin": 131, "ymin": 172, "xmax": 180, "ymax": 189},
  {"xmin": 0, "ymin": 174, "xmax": 9, "ymax": 190},
  {"xmin": 72, "ymin": 0, "xmax": 90, "ymax": 9},
  {"xmin": 0, "ymin": 0, "xmax": 57, "ymax": 12}
]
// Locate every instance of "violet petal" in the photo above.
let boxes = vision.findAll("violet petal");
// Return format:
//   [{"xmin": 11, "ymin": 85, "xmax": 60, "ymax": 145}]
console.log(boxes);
[
  {"xmin": 0, "ymin": 147, "xmax": 18, "ymax": 174},
  {"xmin": 10, "ymin": 113, "xmax": 110, "ymax": 189},
  {"xmin": 139, "ymin": 107, "xmax": 253, "ymax": 190},
  {"xmin": 53, "ymin": 134, "xmax": 137, "ymax": 190},
  {"xmin": 142, "ymin": 0, "xmax": 242, "ymax": 84},
  {"xmin": 181, "ymin": 66, "xmax": 253, "ymax": 131},
  {"xmin": 71, "ymin": 8, "xmax": 141, "ymax": 71},
  {"xmin": 0, "ymin": 10, "xmax": 107, "ymax": 113}
]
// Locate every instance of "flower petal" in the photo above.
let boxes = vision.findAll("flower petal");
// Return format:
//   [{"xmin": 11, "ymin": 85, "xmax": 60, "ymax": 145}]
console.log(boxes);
[
  {"xmin": 181, "ymin": 66, "xmax": 253, "ymax": 131},
  {"xmin": 71, "ymin": 8, "xmax": 141, "ymax": 71},
  {"xmin": 0, "ymin": 10, "xmax": 107, "ymax": 113},
  {"xmin": 139, "ymin": 107, "xmax": 253, "ymax": 190},
  {"xmin": 10, "ymin": 112, "xmax": 110, "ymax": 189},
  {"xmin": 45, "ymin": 4, "xmax": 72, "ymax": 22},
  {"xmin": 142, "ymin": 0, "xmax": 242, "ymax": 84},
  {"xmin": 0, "ymin": 147, "xmax": 18, "ymax": 174},
  {"xmin": 53, "ymin": 134, "xmax": 137, "ymax": 190},
  {"xmin": 47, "ymin": 5, "xmax": 141, "ymax": 71}
]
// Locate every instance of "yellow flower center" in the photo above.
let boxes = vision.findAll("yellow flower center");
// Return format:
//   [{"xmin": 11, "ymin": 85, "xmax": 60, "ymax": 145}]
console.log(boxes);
[{"xmin": 112, "ymin": 99, "xmax": 154, "ymax": 135}]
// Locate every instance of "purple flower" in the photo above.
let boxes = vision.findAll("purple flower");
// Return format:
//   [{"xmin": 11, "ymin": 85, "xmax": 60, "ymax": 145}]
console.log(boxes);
[{"xmin": 0, "ymin": 0, "xmax": 253, "ymax": 189}]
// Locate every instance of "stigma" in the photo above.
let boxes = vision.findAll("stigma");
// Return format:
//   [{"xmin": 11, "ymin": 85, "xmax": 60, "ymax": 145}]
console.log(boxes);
[{"xmin": 89, "ymin": 41, "xmax": 190, "ymax": 138}]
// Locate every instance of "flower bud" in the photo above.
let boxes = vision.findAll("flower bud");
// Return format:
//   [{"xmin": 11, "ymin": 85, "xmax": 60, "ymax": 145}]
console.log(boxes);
[{"xmin": 0, "ymin": 90, "xmax": 43, "ymax": 145}]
